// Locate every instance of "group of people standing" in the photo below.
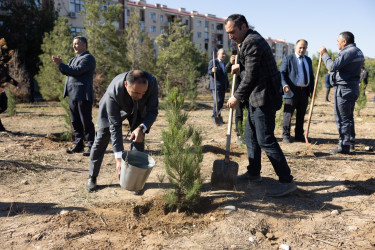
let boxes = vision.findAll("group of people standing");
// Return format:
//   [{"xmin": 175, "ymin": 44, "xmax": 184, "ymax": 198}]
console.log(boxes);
[
  {"xmin": 207, "ymin": 14, "xmax": 365, "ymax": 196},
  {"xmin": 1, "ymin": 13, "xmax": 362, "ymax": 197}
]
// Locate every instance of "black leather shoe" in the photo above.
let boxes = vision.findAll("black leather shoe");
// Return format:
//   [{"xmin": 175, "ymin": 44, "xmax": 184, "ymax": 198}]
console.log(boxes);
[
  {"xmin": 294, "ymin": 135, "xmax": 305, "ymax": 142},
  {"xmin": 328, "ymin": 147, "xmax": 350, "ymax": 154},
  {"xmin": 86, "ymin": 177, "xmax": 97, "ymax": 192},
  {"xmin": 237, "ymin": 172, "xmax": 262, "ymax": 182},
  {"xmin": 83, "ymin": 147, "xmax": 91, "ymax": 156},
  {"xmin": 66, "ymin": 144, "xmax": 84, "ymax": 154}
]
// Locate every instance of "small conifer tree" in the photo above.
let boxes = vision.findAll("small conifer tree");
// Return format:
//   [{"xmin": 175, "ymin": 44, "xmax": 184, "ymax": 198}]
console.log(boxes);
[
  {"xmin": 6, "ymin": 88, "xmax": 16, "ymax": 116},
  {"xmin": 162, "ymin": 87, "xmax": 202, "ymax": 212},
  {"xmin": 355, "ymin": 82, "xmax": 367, "ymax": 116}
]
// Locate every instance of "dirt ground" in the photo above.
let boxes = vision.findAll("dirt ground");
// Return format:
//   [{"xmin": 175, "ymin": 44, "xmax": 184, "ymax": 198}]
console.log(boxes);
[{"xmin": 1, "ymin": 85, "xmax": 375, "ymax": 249}]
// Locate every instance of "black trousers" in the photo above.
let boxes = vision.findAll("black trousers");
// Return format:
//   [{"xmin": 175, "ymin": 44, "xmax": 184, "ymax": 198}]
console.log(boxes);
[
  {"xmin": 69, "ymin": 99, "xmax": 95, "ymax": 147},
  {"xmin": 282, "ymin": 87, "xmax": 308, "ymax": 138},
  {"xmin": 235, "ymin": 99, "xmax": 249, "ymax": 136},
  {"xmin": 245, "ymin": 103, "xmax": 293, "ymax": 183}
]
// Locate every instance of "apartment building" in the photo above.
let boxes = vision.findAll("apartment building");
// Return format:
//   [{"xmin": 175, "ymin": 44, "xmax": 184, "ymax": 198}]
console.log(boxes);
[
  {"xmin": 55, "ymin": 0, "xmax": 248, "ymax": 54},
  {"xmin": 265, "ymin": 37, "xmax": 295, "ymax": 63}
]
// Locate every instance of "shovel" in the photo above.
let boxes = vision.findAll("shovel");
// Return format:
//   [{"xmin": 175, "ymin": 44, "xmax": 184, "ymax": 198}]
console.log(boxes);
[
  {"xmin": 304, "ymin": 54, "xmax": 322, "ymax": 155},
  {"xmin": 211, "ymin": 51, "xmax": 239, "ymax": 190},
  {"xmin": 212, "ymin": 51, "xmax": 221, "ymax": 125}
]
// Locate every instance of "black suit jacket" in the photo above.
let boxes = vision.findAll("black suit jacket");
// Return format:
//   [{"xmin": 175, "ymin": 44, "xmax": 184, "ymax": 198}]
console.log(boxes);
[
  {"xmin": 235, "ymin": 29, "xmax": 282, "ymax": 109},
  {"xmin": 208, "ymin": 58, "xmax": 229, "ymax": 91},
  {"xmin": 60, "ymin": 50, "xmax": 96, "ymax": 101}
]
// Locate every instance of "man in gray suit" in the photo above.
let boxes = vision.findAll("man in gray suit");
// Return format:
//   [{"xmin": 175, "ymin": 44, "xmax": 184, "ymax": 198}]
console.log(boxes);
[
  {"xmin": 52, "ymin": 36, "xmax": 96, "ymax": 156},
  {"xmin": 86, "ymin": 70, "xmax": 158, "ymax": 192}
]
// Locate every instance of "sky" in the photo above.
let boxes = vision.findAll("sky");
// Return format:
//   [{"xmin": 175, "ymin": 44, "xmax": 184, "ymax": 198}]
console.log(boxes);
[{"xmin": 145, "ymin": 0, "xmax": 375, "ymax": 58}]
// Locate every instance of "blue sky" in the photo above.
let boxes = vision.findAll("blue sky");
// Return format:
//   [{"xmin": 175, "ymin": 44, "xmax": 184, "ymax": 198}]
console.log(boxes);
[{"xmin": 146, "ymin": 0, "xmax": 375, "ymax": 58}]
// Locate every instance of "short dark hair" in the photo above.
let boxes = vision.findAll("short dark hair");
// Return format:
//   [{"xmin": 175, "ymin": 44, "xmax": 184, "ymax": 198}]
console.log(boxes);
[
  {"xmin": 225, "ymin": 14, "xmax": 249, "ymax": 29},
  {"xmin": 296, "ymin": 39, "xmax": 308, "ymax": 46},
  {"xmin": 74, "ymin": 36, "xmax": 88, "ymax": 47},
  {"xmin": 126, "ymin": 70, "xmax": 148, "ymax": 85},
  {"xmin": 339, "ymin": 31, "xmax": 355, "ymax": 44}
]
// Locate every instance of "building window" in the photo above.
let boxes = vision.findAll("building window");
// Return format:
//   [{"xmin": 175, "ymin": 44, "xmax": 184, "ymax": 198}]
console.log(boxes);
[
  {"xmin": 211, "ymin": 24, "xmax": 214, "ymax": 30},
  {"xmin": 71, "ymin": 27, "xmax": 84, "ymax": 36},
  {"xmin": 160, "ymin": 27, "xmax": 164, "ymax": 34},
  {"xmin": 70, "ymin": 0, "xmax": 84, "ymax": 13},
  {"xmin": 197, "ymin": 32, "xmax": 202, "ymax": 38},
  {"xmin": 150, "ymin": 26, "xmax": 156, "ymax": 33},
  {"xmin": 204, "ymin": 32, "xmax": 209, "ymax": 39},
  {"xmin": 160, "ymin": 15, "xmax": 164, "ymax": 22},
  {"xmin": 149, "ymin": 12, "xmax": 156, "ymax": 20},
  {"xmin": 205, "ymin": 21, "xmax": 208, "ymax": 28},
  {"xmin": 196, "ymin": 20, "xmax": 201, "ymax": 27},
  {"xmin": 141, "ymin": 22, "xmax": 145, "ymax": 31}
]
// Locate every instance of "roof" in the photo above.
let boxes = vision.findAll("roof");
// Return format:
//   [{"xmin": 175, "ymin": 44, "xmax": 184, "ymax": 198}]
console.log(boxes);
[{"xmin": 126, "ymin": 0, "xmax": 226, "ymax": 22}]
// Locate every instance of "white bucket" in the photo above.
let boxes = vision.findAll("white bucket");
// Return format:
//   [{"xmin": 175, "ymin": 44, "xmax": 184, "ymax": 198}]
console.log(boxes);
[{"xmin": 119, "ymin": 151, "xmax": 155, "ymax": 191}]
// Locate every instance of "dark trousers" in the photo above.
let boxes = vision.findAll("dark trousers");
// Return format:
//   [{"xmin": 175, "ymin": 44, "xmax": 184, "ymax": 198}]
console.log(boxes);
[
  {"xmin": 69, "ymin": 99, "xmax": 95, "ymax": 147},
  {"xmin": 244, "ymin": 103, "xmax": 293, "ymax": 183},
  {"xmin": 212, "ymin": 89, "xmax": 225, "ymax": 118},
  {"xmin": 89, "ymin": 127, "xmax": 145, "ymax": 178},
  {"xmin": 282, "ymin": 87, "xmax": 308, "ymax": 138},
  {"xmin": 334, "ymin": 85, "xmax": 358, "ymax": 150},
  {"xmin": 325, "ymin": 87, "xmax": 331, "ymax": 101},
  {"xmin": 235, "ymin": 99, "xmax": 249, "ymax": 136}
]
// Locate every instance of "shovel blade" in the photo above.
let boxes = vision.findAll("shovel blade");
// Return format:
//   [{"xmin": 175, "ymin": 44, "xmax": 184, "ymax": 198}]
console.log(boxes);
[{"xmin": 211, "ymin": 159, "xmax": 239, "ymax": 190}]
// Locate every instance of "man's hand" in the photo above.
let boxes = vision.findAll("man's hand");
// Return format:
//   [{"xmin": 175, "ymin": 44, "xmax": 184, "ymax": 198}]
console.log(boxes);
[
  {"xmin": 231, "ymin": 64, "xmax": 239, "ymax": 75},
  {"xmin": 52, "ymin": 55, "xmax": 62, "ymax": 66},
  {"xmin": 129, "ymin": 126, "xmax": 145, "ymax": 143},
  {"xmin": 212, "ymin": 67, "xmax": 217, "ymax": 73},
  {"xmin": 283, "ymin": 85, "xmax": 290, "ymax": 93},
  {"xmin": 227, "ymin": 96, "xmax": 238, "ymax": 109},
  {"xmin": 115, "ymin": 158, "xmax": 121, "ymax": 181},
  {"xmin": 319, "ymin": 46, "xmax": 328, "ymax": 56},
  {"xmin": 230, "ymin": 55, "xmax": 236, "ymax": 65}
]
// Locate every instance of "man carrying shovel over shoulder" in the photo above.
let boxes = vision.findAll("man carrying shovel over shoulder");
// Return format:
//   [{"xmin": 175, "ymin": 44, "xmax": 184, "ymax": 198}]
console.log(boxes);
[
  {"xmin": 225, "ymin": 14, "xmax": 297, "ymax": 197},
  {"xmin": 208, "ymin": 48, "xmax": 229, "ymax": 125},
  {"xmin": 86, "ymin": 70, "xmax": 158, "ymax": 192}
]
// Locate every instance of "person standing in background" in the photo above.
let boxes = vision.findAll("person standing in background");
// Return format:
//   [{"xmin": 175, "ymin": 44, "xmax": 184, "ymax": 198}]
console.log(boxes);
[
  {"xmin": 325, "ymin": 71, "xmax": 332, "ymax": 102},
  {"xmin": 208, "ymin": 49, "xmax": 229, "ymax": 125},
  {"xmin": 280, "ymin": 39, "xmax": 314, "ymax": 143},
  {"xmin": 52, "ymin": 36, "xmax": 96, "ymax": 156}
]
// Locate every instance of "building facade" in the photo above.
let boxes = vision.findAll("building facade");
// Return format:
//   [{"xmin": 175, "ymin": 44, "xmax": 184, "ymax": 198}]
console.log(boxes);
[
  {"xmin": 55, "ymin": 0, "xmax": 236, "ymax": 54},
  {"xmin": 265, "ymin": 37, "xmax": 295, "ymax": 63}
]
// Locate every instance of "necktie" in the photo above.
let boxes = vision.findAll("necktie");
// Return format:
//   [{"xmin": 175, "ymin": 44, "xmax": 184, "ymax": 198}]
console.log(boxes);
[
  {"xmin": 301, "ymin": 57, "xmax": 308, "ymax": 85},
  {"xmin": 131, "ymin": 100, "xmax": 138, "ymax": 129}
]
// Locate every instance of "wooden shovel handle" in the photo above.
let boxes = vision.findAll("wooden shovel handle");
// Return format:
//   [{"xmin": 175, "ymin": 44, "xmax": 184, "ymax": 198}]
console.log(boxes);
[
  {"xmin": 305, "ymin": 54, "xmax": 322, "ymax": 141},
  {"xmin": 225, "ymin": 55, "xmax": 238, "ymax": 164},
  {"xmin": 213, "ymin": 51, "xmax": 218, "ymax": 117}
]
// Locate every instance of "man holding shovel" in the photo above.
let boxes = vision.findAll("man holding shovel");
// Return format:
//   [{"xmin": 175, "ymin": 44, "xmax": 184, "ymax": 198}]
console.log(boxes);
[
  {"xmin": 225, "ymin": 14, "xmax": 296, "ymax": 197},
  {"xmin": 319, "ymin": 31, "xmax": 364, "ymax": 154},
  {"xmin": 208, "ymin": 49, "xmax": 229, "ymax": 125},
  {"xmin": 86, "ymin": 70, "xmax": 158, "ymax": 192}
]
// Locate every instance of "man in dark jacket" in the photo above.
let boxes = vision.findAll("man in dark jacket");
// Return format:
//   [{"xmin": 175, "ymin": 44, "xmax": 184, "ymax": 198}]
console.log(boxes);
[
  {"xmin": 225, "ymin": 14, "xmax": 296, "ymax": 197},
  {"xmin": 280, "ymin": 39, "xmax": 315, "ymax": 143},
  {"xmin": 208, "ymin": 48, "xmax": 229, "ymax": 125},
  {"xmin": 52, "ymin": 36, "xmax": 96, "ymax": 156}
]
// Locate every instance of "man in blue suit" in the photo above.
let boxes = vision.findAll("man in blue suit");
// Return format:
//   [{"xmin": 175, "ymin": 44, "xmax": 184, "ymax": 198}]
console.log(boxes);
[
  {"xmin": 86, "ymin": 70, "xmax": 158, "ymax": 192},
  {"xmin": 208, "ymin": 48, "xmax": 229, "ymax": 125},
  {"xmin": 52, "ymin": 36, "xmax": 96, "ymax": 156},
  {"xmin": 280, "ymin": 39, "xmax": 314, "ymax": 143}
]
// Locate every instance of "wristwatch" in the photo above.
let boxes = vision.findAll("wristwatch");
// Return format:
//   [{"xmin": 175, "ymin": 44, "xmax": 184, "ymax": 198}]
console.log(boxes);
[{"xmin": 139, "ymin": 124, "xmax": 146, "ymax": 134}]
